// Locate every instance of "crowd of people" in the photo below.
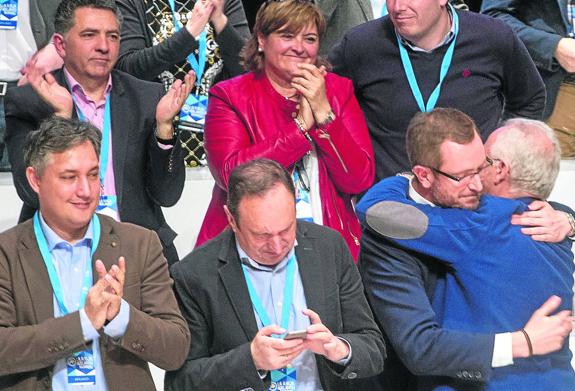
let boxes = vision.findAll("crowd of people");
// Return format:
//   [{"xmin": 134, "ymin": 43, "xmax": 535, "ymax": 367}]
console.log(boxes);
[{"xmin": 0, "ymin": 0, "xmax": 574, "ymax": 390}]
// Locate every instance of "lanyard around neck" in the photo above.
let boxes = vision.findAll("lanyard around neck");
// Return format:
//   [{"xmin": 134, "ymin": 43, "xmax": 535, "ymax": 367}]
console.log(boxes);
[
  {"xmin": 167, "ymin": 0, "xmax": 207, "ymax": 87},
  {"xmin": 242, "ymin": 254, "xmax": 297, "ymax": 332},
  {"xmin": 74, "ymin": 95, "xmax": 112, "ymax": 186},
  {"xmin": 33, "ymin": 212, "xmax": 101, "ymax": 315},
  {"xmin": 396, "ymin": 5, "xmax": 459, "ymax": 112}
]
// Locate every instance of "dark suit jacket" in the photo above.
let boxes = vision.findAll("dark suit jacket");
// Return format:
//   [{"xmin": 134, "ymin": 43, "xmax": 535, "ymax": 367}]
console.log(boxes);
[
  {"xmin": 5, "ymin": 68, "xmax": 185, "ymax": 264},
  {"xmin": 358, "ymin": 223, "xmax": 495, "ymax": 391},
  {"xmin": 165, "ymin": 222, "xmax": 385, "ymax": 391},
  {"xmin": 481, "ymin": 0, "xmax": 571, "ymax": 117},
  {"xmin": 0, "ymin": 214, "xmax": 190, "ymax": 390}
]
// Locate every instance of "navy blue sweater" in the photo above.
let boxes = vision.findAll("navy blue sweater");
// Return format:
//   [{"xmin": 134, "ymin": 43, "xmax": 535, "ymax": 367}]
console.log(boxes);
[{"xmin": 330, "ymin": 10, "xmax": 545, "ymax": 181}]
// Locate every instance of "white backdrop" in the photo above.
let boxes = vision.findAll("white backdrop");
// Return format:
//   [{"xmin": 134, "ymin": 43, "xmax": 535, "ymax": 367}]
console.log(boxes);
[{"xmin": 0, "ymin": 161, "xmax": 573, "ymax": 389}]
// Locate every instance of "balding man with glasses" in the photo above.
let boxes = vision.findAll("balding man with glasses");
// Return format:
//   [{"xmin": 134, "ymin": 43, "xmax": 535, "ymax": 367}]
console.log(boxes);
[{"xmin": 355, "ymin": 108, "xmax": 575, "ymax": 391}]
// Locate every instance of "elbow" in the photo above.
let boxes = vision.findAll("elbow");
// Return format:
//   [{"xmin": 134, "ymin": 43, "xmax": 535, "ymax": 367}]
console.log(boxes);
[{"xmin": 160, "ymin": 329, "xmax": 191, "ymax": 371}]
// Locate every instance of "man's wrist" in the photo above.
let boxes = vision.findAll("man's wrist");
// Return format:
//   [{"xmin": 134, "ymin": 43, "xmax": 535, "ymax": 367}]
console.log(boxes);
[
  {"xmin": 562, "ymin": 211, "xmax": 575, "ymax": 240},
  {"xmin": 511, "ymin": 330, "xmax": 530, "ymax": 359},
  {"xmin": 155, "ymin": 122, "xmax": 175, "ymax": 141}
]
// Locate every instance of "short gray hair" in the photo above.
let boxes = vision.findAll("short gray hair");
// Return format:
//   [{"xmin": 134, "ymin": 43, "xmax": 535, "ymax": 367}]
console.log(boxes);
[
  {"xmin": 490, "ymin": 118, "xmax": 560, "ymax": 199},
  {"xmin": 54, "ymin": 0, "xmax": 122, "ymax": 35},
  {"xmin": 25, "ymin": 116, "xmax": 101, "ymax": 177},
  {"xmin": 227, "ymin": 159, "xmax": 295, "ymax": 223}
]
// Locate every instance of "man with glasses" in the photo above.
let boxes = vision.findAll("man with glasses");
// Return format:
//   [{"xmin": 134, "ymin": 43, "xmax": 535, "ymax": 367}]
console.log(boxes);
[{"xmin": 356, "ymin": 108, "xmax": 575, "ymax": 390}]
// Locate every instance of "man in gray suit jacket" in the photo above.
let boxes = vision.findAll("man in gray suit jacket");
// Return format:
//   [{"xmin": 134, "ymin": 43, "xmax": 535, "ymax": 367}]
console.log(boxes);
[
  {"xmin": 0, "ymin": 116, "xmax": 190, "ymax": 390},
  {"xmin": 166, "ymin": 159, "xmax": 385, "ymax": 391},
  {"xmin": 5, "ymin": 0, "xmax": 194, "ymax": 265}
]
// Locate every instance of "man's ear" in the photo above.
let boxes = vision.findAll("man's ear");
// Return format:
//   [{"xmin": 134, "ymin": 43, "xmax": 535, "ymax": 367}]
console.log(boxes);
[
  {"xmin": 492, "ymin": 159, "xmax": 509, "ymax": 186},
  {"xmin": 412, "ymin": 165, "xmax": 434, "ymax": 189},
  {"xmin": 224, "ymin": 205, "xmax": 238, "ymax": 233},
  {"xmin": 26, "ymin": 167, "xmax": 41, "ymax": 194},
  {"xmin": 52, "ymin": 33, "xmax": 66, "ymax": 59}
]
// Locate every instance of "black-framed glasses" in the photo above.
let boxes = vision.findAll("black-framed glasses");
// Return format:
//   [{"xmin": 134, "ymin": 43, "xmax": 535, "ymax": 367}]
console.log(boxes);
[{"xmin": 431, "ymin": 156, "xmax": 494, "ymax": 183}]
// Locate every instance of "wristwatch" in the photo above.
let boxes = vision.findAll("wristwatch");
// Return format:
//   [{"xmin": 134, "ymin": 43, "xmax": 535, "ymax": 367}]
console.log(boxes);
[{"xmin": 565, "ymin": 211, "xmax": 575, "ymax": 241}]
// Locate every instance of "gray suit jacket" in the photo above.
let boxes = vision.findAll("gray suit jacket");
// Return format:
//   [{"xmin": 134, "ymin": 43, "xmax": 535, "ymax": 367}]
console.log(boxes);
[
  {"xmin": 0, "ymin": 214, "xmax": 190, "ymax": 390},
  {"xmin": 317, "ymin": 0, "xmax": 373, "ymax": 56},
  {"xmin": 30, "ymin": 0, "xmax": 60, "ymax": 48},
  {"xmin": 165, "ymin": 221, "xmax": 385, "ymax": 391}
]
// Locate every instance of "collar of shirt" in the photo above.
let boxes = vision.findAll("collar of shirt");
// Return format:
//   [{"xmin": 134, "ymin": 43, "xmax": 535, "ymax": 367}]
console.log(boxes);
[
  {"xmin": 408, "ymin": 176, "xmax": 436, "ymax": 206},
  {"xmin": 38, "ymin": 212, "xmax": 94, "ymax": 251},
  {"xmin": 64, "ymin": 67, "xmax": 112, "ymax": 108},
  {"xmin": 396, "ymin": 7, "xmax": 455, "ymax": 53},
  {"xmin": 236, "ymin": 240, "xmax": 298, "ymax": 272}
]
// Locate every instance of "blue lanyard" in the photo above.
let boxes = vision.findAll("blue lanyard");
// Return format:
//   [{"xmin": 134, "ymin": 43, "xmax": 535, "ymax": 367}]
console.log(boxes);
[
  {"xmin": 396, "ymin": 5, "xmax": 459, "ymax": 112},
  {"xmin": 569, "ymin": 1, "xmax": 575, "ymax": 37},
  {"xmin": 167, "ymin": 0, "xmax": 207, "ymax": 87},
  {"xmin": 74, "ymin": 96, "xmax": 112, "ymax": 186},
  {"xmin": 33, "ymin": 212, "xmax": 101, "ymax": 316},
  {"xmin": 242, "ymin": 254, "xmax": 297, "ymax": 332}
]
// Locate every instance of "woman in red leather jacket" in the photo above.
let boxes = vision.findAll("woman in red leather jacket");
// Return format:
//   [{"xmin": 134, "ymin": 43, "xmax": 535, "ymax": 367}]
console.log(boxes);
[{"xmin": 196, "ymin": 0, "xmax": 374, "ymax": 259}]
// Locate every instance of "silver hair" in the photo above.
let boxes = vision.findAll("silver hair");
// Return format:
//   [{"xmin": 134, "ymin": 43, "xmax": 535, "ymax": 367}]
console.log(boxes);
[
  {"xmin": 25, "ymin": 116, "xmax": 101, "ymax": 177},
  {"xmin": 490, "ymin": 118, "xmax": 560, "ymax": 199}
]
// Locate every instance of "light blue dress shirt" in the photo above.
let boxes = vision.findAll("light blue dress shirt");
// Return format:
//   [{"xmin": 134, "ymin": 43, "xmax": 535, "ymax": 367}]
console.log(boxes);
[
  {"xmin": 237, "ymin": 243, "xmax": 323, "ymax": 391},
  {"xmin": 38, "ymin": 214, "xmax": 130, "ymax": 390}
]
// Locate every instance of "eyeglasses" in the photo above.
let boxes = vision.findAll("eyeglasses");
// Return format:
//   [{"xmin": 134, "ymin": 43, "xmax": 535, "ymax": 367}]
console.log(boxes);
[{"xmin": 431, "ymin": 156, "xmax": 494, "ymax": 183}]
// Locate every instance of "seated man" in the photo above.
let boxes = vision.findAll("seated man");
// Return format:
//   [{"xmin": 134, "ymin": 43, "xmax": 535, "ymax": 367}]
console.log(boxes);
[
  {"xmin": 358, "ymin": 110, "xmax": 574, "ymax": 390},
  {"xmin": 0, "ymin": 116, "xmax": 190, "ymax": 389},
  {"xmin": 5, "ymin": 0, "xmax": 194, "ymax": 265},
  {"xmin": 165, "ymin": 158, "xmax": 385, "ymax": 390}
]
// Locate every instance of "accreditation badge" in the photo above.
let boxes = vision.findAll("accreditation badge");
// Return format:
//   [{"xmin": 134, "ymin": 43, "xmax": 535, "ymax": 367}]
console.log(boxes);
[
  {"xmin": 97, "ymin": 194, "xmax": 119, "ymax": 221},
  {"xmin": 66, "ymin": 348, "xmax": 96, "ymax": 386},
  {"xmin": 179, "ymin": 93, "xmax": 208, "ymax": 131},
  {"xmin": 269, "ymin": 366, "xmax": 296, "ymax": 391},
  {"xmin": 0, "ymin": 0, "xmax": 18, "ymax": 29}
]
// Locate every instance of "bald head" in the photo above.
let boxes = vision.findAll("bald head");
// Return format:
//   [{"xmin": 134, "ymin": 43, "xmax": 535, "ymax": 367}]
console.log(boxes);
[{"xmin": 482, "ymin": 119, "xmax": 560, "ymax": 199}]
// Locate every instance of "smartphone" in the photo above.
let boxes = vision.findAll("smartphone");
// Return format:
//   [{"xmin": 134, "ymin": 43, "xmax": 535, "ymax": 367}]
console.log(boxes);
[{"xmin": 283, "ymin": 329, "xmax": 307, "ymax": 340}]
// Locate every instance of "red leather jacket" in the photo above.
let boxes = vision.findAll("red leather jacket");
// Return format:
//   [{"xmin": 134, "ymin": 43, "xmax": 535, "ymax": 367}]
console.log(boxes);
[{"xmin": 196, "ymin": 71, "xmax": 374, "ymax": 259}]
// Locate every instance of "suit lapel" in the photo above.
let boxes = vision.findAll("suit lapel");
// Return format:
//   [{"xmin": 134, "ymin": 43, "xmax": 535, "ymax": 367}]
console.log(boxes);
[
  {"xmin": 19, "ymin": 223, "xmax": 54, "ymax": 323},
  {"xmin": 217, "ymin": 231, "xmax": 259, "ymax": 340},
  {"xmin": 295, "ymin": 224, "xmax": 325, "ymax": 317},
  {"xmin": 109, "ymin": 72, "xmax": 128, "ymax": 207},
  {"xmin": 92, "ymin": 215, "xmax": 122, "ymax": 280}
]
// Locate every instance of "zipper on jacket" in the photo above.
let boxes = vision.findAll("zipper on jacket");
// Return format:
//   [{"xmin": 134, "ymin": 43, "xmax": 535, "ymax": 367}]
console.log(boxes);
[{"xmin": 318, "ymin": 129, "xmax": 348, "ymax": 173}]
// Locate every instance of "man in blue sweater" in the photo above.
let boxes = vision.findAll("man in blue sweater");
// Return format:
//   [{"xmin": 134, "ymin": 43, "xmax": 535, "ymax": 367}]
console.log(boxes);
[{"xmin": 358, "ymin": 109, "xmax": 575, "ymax": 390}]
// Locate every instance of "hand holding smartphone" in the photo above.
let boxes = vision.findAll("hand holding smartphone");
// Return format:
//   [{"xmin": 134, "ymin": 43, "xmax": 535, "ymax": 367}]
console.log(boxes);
[{"xmin": 283, "ymin": 329, "xmax": 307, "ymax": 340}]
